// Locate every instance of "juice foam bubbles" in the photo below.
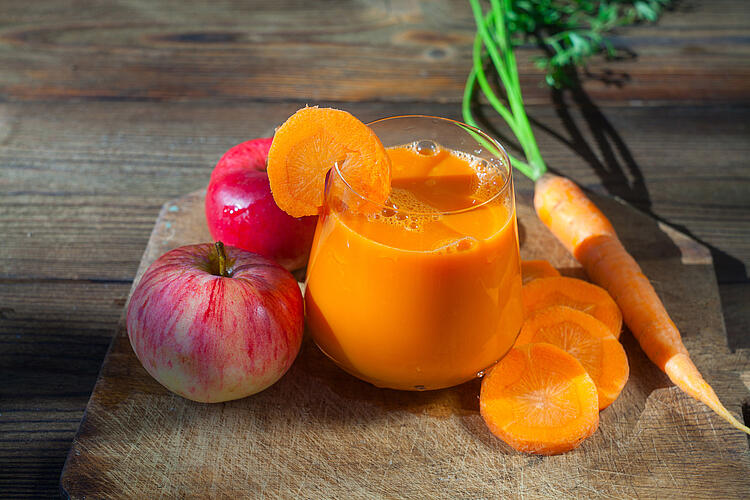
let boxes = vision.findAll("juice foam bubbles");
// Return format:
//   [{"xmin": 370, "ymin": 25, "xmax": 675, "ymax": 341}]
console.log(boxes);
[{"xmin": 347, "ymin": 141, "xmax": 512, "ymax": 251}]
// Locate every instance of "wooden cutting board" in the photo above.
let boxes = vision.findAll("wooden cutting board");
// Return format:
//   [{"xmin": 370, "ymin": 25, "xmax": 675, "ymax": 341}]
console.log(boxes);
[{"xmin": 60, "ymin": 187, "xmax": 750, "ymax": 498}]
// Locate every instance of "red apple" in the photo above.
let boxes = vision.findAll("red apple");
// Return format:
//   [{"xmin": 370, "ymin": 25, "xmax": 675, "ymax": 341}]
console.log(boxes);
[
  {"xmin": 126, "ymin": 242, "xmax": 303, "ymax": 403},
  {"xmin": 205, "ymin": 138, "xmax": 317, "ymax": 271}
]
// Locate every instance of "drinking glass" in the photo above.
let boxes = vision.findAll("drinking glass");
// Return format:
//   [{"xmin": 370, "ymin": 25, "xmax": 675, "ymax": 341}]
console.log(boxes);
[{"xmin": 305, "ymin": 116, "xmax": 523, "ymax": 390}]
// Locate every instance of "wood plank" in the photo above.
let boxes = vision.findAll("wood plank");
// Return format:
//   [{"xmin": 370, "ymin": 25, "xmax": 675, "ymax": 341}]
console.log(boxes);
[
  {"xmin": 0, "ymin": 282, "xmax": 125, "ymax": 367},
  {"xmin": 0, "ymin": 282, "xmax": 124, "ymax": 497},
  {"xmin": 60, "ymin": 190, "xmax": 750, "ymax": 498},
  {"xmin": 0, "ymin": 382, "xmax": 91, "ymax": 498},
  {"xmin": 0, "ymin": 0, "xmax": 748, "ymax": 104},
  {"xmin": 2, "ymin": 101, "xmax": 749, "ymax": 279},
  {"xmin": 721, "ymin": 283, "xmax": 750, "ymax": 352}
]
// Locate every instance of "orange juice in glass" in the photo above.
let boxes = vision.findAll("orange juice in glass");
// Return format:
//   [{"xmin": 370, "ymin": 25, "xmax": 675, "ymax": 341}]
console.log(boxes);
[{"xmin": 305, "ymin": 116, "xmax": 523, "ymax": 390}]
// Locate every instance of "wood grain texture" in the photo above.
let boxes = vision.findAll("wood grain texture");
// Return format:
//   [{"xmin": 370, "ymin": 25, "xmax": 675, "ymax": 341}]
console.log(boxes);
[
  {"xmin": 1, "ymin": 0, "xmax": 749, "ymax": 495},
  {"xmin": 0, "ymin": 0, "xmax": 748, "ymax": 104},
  {"xmin": 1, "ymin": 100, "xmax": 748, "ymax": 277},
  {"xmin": 1, "ymin": 99, "xmax": 749, "ymax": 496},
  {"xmin": 59, "ymin": 189, "xmax": 750, "ymax": 499}
]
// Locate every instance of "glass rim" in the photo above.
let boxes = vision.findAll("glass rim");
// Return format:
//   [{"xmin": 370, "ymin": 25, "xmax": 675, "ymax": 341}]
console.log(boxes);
[{"xmin": 331, "ymin": 115, "xmax": 513, "ymax": 217}]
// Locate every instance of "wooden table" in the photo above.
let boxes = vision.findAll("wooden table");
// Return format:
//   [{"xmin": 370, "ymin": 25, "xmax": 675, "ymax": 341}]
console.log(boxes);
[{"xmin": 1, "ymin": 1, "xmax": 748, "ymax": 497}]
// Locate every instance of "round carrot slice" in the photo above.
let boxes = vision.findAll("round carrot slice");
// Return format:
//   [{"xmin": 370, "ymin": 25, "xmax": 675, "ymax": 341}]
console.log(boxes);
[
  {"xmin": 521, "ymin": 259, "xmax": 560, "ymax": 284},
  {"xmin": 267, "ymin": 106, "xmax": 391, "ymax": 217},
  {"xmin": 522, "ymin": 276, "xmax": 622, "ymax": 338},
  {"xmin": 480, "ymin": 343, "xmax": 599, "ymax": 455},
  {"xmin": 515, "ymin": 306, "xmax": 629, "ymax": 410}
]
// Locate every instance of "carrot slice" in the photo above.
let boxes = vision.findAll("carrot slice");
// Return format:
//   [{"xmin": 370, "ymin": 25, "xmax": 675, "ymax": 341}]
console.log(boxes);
[
  {"xmin": 267, "ymin": 106, "xmax": 391, "ymax": 217},
  {"xmin": 521, "ymin": 259, "xmax": 560, "ymax": 284},
  {"xmin": 480, "ymin": 343, "xmax": 599, "ymax": 455},
  {"xmin": 522, "ymin": 276, "xmax": 622, "ymax": 338},
  {"xmin": 515, "ymin": 306, "xmax": 629, "ymax": 410}
]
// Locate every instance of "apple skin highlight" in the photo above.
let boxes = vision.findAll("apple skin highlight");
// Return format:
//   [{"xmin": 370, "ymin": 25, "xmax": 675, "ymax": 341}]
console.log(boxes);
[{"xmin": 126, "ymin": 243, "xmax": 304, "ymax": 403}]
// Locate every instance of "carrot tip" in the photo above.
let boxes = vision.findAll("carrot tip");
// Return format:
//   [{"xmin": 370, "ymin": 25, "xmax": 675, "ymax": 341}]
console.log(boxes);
[{"xmin": 665, "ymin": 354, "xmax": 750, "ymax": 435}]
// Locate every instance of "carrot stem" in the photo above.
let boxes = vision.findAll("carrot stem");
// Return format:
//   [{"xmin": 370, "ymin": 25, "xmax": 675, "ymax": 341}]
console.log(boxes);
[
  {"xmin": 464, "ymin": 0, "xmax": 546, "ymax": 181},
  {"xmin": 461, "ymin": 67, "xmax": 537, "ymax": 179}
]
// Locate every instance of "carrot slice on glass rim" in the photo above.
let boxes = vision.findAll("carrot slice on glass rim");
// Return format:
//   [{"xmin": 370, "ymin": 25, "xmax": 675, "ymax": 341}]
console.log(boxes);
[
  {"xmin": 480, "ymin": 343, "xmax": 599, "ymax": 455},
  {"xmin": 515, "ymin": 305, "xmax": 629, "ymax": 410},
  {"xmin": 267, "ymin": 106, "xmax": 391, "ymax": 218}
]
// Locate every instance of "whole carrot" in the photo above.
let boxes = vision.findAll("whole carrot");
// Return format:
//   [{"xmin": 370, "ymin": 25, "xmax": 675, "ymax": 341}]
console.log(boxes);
[
  {"xmin": 464, "ymin": 0, "xmax": 749, "ymax": 434},
  {"xmin": 535, "ymin": 174, "xmax": 750, "ymax": 434}
]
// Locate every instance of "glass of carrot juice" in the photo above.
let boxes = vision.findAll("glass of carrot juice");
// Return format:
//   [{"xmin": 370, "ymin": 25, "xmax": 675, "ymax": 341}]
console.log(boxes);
[{"xmin": 304, "ymin": 115, "xmax": 523, "ymax": 391}]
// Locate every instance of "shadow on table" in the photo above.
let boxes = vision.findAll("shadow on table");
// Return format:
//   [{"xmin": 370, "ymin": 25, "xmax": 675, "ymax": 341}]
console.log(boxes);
[
  {"xmin": 549, "ymin": 66, "xmax": 749, "ymax": 350},
  {"xmin": 471, "ymin": 63, "xmax": 749, "ymax": 350}
]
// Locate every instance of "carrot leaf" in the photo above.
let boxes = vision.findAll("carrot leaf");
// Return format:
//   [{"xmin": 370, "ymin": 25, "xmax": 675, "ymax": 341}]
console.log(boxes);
[{"xmin": 463, "ymin": 0, "xmax": 671, "ymax": 181}]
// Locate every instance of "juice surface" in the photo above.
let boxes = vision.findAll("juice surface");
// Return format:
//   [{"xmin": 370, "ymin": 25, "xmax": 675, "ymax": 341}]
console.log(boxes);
[{"xmin": 305, "ymin": 142, "xmax": 523, "ymax": 390}]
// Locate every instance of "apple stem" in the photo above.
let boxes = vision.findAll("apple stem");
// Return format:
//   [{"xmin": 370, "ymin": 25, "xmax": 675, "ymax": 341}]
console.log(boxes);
[{"xmin": 215, "ymin": 241, "xmax": 229, "ymax": 277}]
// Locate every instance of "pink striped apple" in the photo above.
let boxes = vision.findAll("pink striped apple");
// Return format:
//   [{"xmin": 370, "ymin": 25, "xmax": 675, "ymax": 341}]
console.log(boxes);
[{"xmin": 126, "ymin": 242, "xmax": 303, "ymax": 403}]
